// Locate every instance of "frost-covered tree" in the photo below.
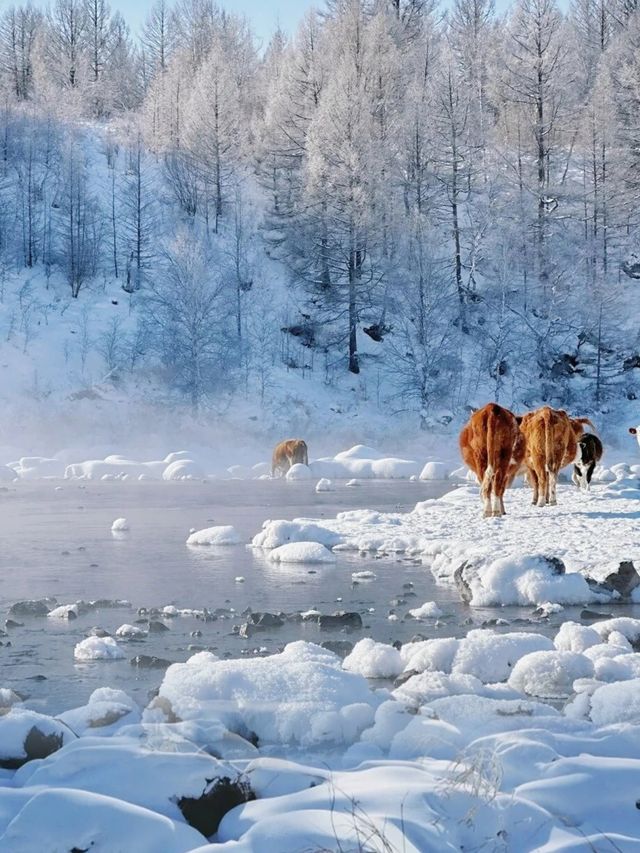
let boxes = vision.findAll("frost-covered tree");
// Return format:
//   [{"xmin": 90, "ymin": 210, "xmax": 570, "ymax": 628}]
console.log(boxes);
[
  {"xmin": 0, "ymin": 5, "xmax": 42, "ymax": 100},
  {"xmin": 148, "ymin": 235, "xmax": 235, "ymax": 410}
]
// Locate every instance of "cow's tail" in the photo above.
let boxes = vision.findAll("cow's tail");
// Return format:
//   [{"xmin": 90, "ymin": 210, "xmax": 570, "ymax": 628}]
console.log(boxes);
[
  {"xmin": 483, "ymin": 405, "xmax": 499, "ymax": 494},
  {"xmin": 544, "ymin": 407, "xmax": 553, "ymax": 473}
]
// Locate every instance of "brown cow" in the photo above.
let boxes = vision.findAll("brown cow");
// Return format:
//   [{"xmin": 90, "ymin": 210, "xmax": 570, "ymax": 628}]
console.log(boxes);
[
  {"xmin": 459, "ymin": 403, "xmax": 525, "ymax": 517},
  {"xmin": 272, "ymin": 439, "xmax": 309, "ymax": 477},
  {"xmin": 519, "ymin": 407, "xmax": 596, "ymax": 506}
]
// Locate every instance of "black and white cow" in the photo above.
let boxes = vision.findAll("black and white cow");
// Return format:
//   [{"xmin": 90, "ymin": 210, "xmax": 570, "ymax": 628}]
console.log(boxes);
[{"xmin": 572, "ymin": 433, "xmax": 603, "ymax": 490}]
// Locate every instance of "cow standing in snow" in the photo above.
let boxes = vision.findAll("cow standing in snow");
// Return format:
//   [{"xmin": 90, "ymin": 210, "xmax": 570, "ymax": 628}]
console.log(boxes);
[
  {"xmin": 519, "ymin": 406, "xmax": 596, "ymax": 506},
  {"xmin": 272, "ymin": 439, "xmax": 309, "ymax": 477},
  {"xmin": 572, "ymin": 433, "xmax": 603, "ymax": 490},
  {"xmin": 459, "ymin": 403, "xmax": 525, "ymax": 517}
]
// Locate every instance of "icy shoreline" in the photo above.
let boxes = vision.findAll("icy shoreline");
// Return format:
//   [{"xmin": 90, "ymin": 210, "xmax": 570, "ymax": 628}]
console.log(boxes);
[{"xmin": 250, "ymin": 478, "xmax": 640, "ymax": 608}]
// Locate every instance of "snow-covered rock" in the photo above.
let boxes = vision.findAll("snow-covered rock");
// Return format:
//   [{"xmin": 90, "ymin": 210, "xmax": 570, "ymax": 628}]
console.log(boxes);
[
  {"xmin": 268, "ymin": 542, "xmax": 336, "ymax": 564},
  {"xmin": 74, "ymin": 637, "xmax": 125, "ymax": 662},
  {"xmin": 0, "ymin": 788, "xmax": 206, "ymax": 853},
  {"xmin": 252, "ymin": 520, "xmax": 342, "ymax": 550},
  {"xmin": 285, "ymin": 463, "xmax": 313, "ymax": 480},
  {"xmin": 408, "ymin": 601, "xmax": 443, "ymax": 620},
  {"xmin": 186, "ymin": 526, "xmax": 241, "ymax": 546},
  {"xmin": 147, "ymin": 642, "xmax": 380, "ymax": 747},
  {"xmin": 453, "ymin": 630, "xmax": 554, "ymax": 683},
  {"xmin": 0, "ymin": 710, "xmax": 75, "ymax": 769},
  {"xmin": 508, "ymin": 650, "xmax": 594, "ymax": 698},
  {"xmin": 343, "ymin": 639, "xmax": 403, "ymax": 679},
  {"xmin": 115, "ymin": 624, "xmax": 147, "ymax": 640}
]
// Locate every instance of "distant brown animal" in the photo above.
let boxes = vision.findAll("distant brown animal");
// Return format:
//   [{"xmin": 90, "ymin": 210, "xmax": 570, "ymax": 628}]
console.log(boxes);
[
  {"xmin": 272, "ymin": 439, "xmax": 309, "ymax": 477},
  {"xmin": 519, "ymin": 407, "xmax": 596, "ymax": 506},
  {"xmin": 459, "ymin": 403, "xmax": 525, "ymax": 517}
]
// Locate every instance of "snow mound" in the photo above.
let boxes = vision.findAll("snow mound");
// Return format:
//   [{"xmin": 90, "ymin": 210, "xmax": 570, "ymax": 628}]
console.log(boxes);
[
  {"xmin": 589, "ymin": 678, "xmax": 640, "ymax": 725},
  {"xmin": 508, "ymin": 650, "xmax": 594, "ymax": 698},
  {"xmin": 74, "ymin": 637, "xmax": 125, "ymax": 661},
  {"xmin": 554, "ymin": 622, "xmax": 601, "ymax": 652},
  {"xmin": 111, "ymin": 517, "xmax": 129, "ymax": 532},
  {"xmin": 186, "ymin": 525, "xmax": 241, "ymax": 546},
  {"xmin": 456, "ymin": 553, "xmax": 599, "ymax": 607},
  {"xmin": 268, "ymin": 542, "xmax": 336, "ymax": 564},
  {"xmin": 10, "ymin": 456, "xmax": 66, "ymax": 480},
  {"xmin": 285, "ymin": 463, "xmax": 313, "ymax": 480},
  {"xmin": 252, "ymin": 520, "xmax": 342, "ymax": 550},
  {"xmin": 400, "ymin": 637, "xmax": 461, "ymax": 674},
  {"xmin": 115, "ymin": 624, "xmax": 146, "ymax": 640},
  {"xmin": 0, "ymin": 709, "xmax": 75, "ymax": 768},
  {"xmin": 162, "ymin": 459, "xmax": 205, "ymax": 481},
  {"xmin": 0, "ymin": 788, "xmax": 205, "ymax": 853},
  {"xmin": 310, "ymin": 445, "xmax": 421, "ymax": 479},
  {"xmin": 453, "ymin": 630, "xmax": 554, "ymax": 683},
  {"xmin": 57, "ymin": 688, "xmax": 140, "ymax": 735},
  {"xmin": 419, "ymin": 461, "xmax": 450, "ymax": 480},
  {"xmin": 149, "ymin": 642, "xmax": 380, "ymax": 746},
  {"xmin": 343, "ymin": 639, "xmax": 403, "ymax": 679},
  {"xmin": 315, "ymin": 478, "xmax": 333, "ymax": 492}
]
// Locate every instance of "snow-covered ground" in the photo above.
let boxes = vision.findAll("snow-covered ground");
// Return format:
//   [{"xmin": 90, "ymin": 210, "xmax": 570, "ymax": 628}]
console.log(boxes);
[{"xmin": 2, "ymin": 618, "xmax": 640, "ymax": 850}]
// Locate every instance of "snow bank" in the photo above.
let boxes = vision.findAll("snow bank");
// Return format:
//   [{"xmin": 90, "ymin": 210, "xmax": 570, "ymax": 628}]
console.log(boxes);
[
  {"xmin": 10, "ymin": 456, "xmax": 66, "ymax": 479},
  {"xmin": 309, "ymin": 444, "xmax": 423, "ymax": 479},
  {"xmin": 268, "ymin": 542, "xmax": 336, "ymax": 564},
  {"xmin": 186, "ymin": 526, "xmax": 241, "ymax": 546}
]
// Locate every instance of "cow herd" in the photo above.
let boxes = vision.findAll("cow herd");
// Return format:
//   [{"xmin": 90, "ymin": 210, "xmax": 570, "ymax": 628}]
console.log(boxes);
[
  {"xmin": 460, "ymin": 403, "xmax": 604, "ymax": 518},
  {"xmin": 273, "ymin": 403, "xmax": 627, "ymax": 521}
]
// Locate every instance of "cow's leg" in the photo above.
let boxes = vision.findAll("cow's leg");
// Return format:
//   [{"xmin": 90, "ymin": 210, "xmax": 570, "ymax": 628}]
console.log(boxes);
[
  {"xmin": 586, "ymin": 462, "xmax": 595, "ymax": 491},
  {"xmin": 536, "ymin": 467, "xmax": 547, "ymax": 507},
  {"xmin": 528, "ymin": 467, "xmax": 539, "ymax": 505},
  {"xmin": 572, "ymin": 466, "xmax": 581, "ymax": 488},
  {"xmin": 548, "ymin": 469, "xmax": 558, "ymax": 505},
  {"xmin": 481, "ymin": 465, "xmax": 493, "ymax": 517},
  {"xmin": 492, "ymin": 469, "xmax": 507, "ymax": 516}
]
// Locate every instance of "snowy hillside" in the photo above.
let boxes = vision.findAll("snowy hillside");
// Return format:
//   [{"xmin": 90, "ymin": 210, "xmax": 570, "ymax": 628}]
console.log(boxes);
[{"xmin": 2, "ymin": 0, "xmax": 640, "ymax": 462}]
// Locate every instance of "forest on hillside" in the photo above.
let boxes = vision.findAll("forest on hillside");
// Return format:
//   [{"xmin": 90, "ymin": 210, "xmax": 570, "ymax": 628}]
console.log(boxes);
[{"xmin": 1, "ymin": 0, "xmax": 640, "ymax": 424}]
